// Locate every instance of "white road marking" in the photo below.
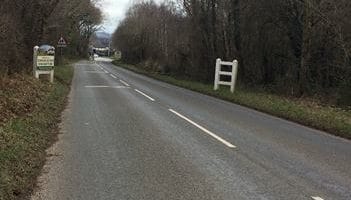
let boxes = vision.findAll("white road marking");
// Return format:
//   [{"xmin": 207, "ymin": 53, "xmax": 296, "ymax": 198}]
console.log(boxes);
[
  {"xmin": 168, "ymin": 109, "xmax": 236, "ymax": 148},
  {"xmin": 85, "ymin": 86, "xmax": 128, "ymax": 89},
  {"xmin": 110, "ymin": 74, "xmax": 117, "ymax": 79},
  {"xmin": 134, "ymin": 89, "xmax": 155, "ymax": 101},
  {"xmin": 85, "ymin": 85, "xmax": 110, "ymax": 88},
  {"xmin": 311, "ymin": 197, "xmax": 324, "ymax": 200},
  {"xmin": 98, "ymin": 65, "xmax": 108, "ymax": 73},
  {"xmin": 85, "ymin": 71, "xmax": 107, "ymax": 74},
  {"xmin": 98, "ymin": 64, "xmax": 119, "ymax": 75},
  {"xmin": 120, "ymin": 80, "xmax": 130, "ymax": 87},
  {"xmin": 111, "ymin": 86, "xmax": 129, "ymax": 89}
]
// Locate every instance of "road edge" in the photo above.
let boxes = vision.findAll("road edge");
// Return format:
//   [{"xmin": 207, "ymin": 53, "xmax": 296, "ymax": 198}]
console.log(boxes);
[{"xmin": 110, "ymin": 60, "xmax": 351, "ymax": 140}]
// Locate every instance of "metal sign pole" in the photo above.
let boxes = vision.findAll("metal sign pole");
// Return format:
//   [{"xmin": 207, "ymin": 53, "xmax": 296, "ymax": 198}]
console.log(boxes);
[
  {"xmin": 57, "ymin": 36, "xmax": 67, "ymax": 64},
  {"xmin": 60, "ymin": 47, "xmax": 63, "ymax": 64}
]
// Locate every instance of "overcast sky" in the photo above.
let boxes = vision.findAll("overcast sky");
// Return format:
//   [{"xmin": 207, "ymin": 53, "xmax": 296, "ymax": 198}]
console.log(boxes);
[
  {"xmin": 96, "ymin": 0, "xmax": 131, "ymax": 33},
  {"xmin": 97, "ymin": 0, "xmax": 163, "ymax": 34}
]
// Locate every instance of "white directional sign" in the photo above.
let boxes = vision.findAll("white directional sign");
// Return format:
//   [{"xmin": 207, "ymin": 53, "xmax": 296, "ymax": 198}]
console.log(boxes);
[
  {"xmin": 33, "ymin": 45, "xmax": 55, "ymax": 83},
  {"xmin": 37, "ymin": 56, "xmax": 55, "ymax": 68}
]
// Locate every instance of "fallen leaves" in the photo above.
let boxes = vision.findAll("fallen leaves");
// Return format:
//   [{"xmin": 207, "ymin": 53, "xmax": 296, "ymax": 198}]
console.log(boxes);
[{"xmin": 0, "ymin": 74, "xmax": 52, "ymax": 126}]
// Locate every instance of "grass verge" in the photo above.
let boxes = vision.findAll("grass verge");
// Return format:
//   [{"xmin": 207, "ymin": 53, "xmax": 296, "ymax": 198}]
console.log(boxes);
[
  {"xmin": 112, "ymin": 60, "xmax": 351, "ymax": 139},
  {"xmin": 0, "ymin": 62, "xmax": 74, "ymax": 199}
]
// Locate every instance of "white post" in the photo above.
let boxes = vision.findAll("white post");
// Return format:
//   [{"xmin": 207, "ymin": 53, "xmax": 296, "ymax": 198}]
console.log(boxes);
[
  {"xmin": 214, "ymin": 58, "xmax": 239, "ymax": 93},
  {"xmin": 33, "ymin": 46, "xmax": 39, "ymax": 76},
  {"xmin": 50, "ymin": 70, "xmax": 54, "ymax": 83},
  {"xmin": 214, "ymin": 58, "xmax": 221, "ymax": 90},
  {"xmin": 230, "ymin": 60, "xmax": 239, "ymax": 93},
  {"xmin": 108, "ymin": 41, "xmax": 111, "ymax": 57}
]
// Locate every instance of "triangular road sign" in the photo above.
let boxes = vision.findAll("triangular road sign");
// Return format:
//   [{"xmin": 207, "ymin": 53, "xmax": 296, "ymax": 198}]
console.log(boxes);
[{"xmin": 57, "ymin": 37, "xmax": 67, "ymax": 47}]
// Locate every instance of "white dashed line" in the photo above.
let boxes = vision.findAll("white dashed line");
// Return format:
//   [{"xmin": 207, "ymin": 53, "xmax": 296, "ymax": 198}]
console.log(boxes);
[
  {"xmin": 311, "ymin": 197, "xmax": 324, "ymax": 200},
  {"xmin": 134, "ymin": 89, "xmax": 155, "ymax": 101},
  {"xmin": 85, "ymin": 86, "xmax": 128, "ymax": 89},
  {"xmin": 85, "ymin": 85, "xmax": 110, "ymax": 88},
  {"xmin": 85, "ymin": 71, "xmax": 107, "ymax": 74},
  {"xmin": 97, "ymin": 65, "xmax": 109, "ymax": 73},
  {"xmin": 168, "ymin": 109, "xmax": 236, "ymax": 148},
  {"xmin": 110, "ymin": 74, "xmax": 117, "ymax": 79},
  {"xmin": 120, "ymin": 80, "xmax": 130, "ymax": 87},
  {"xmin": 111, "ymin": 86, "xmax": 129, "ymax": 89}
]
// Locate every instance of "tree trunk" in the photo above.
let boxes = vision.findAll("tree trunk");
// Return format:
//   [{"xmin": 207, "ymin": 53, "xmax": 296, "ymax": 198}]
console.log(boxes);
[{"xmin": 299, "ymin": 0, "xmax": 313, "ymax": 96}]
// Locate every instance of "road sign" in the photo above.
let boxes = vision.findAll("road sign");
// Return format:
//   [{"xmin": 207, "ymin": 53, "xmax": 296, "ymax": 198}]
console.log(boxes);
[
  {"xmin": 36, "ymin": 45, "xmax": 55, "ymax": 70},
  {"xmin": 57, "ymin": 37, "xmax": 67, "ymax": 48},
  {"xmin": 33, "ymin": 45, "xmax": 55, "ymax": 83},
  {"xmin": 37, "ymin": 56, "xmax": 55, "ymax": 69}
]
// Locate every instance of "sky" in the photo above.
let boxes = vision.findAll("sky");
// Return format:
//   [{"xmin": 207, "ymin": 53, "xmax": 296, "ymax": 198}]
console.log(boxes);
[
  {"xmin": 97, "ymin": 0, "xmax": 132, "ymax": 33},
  {"xmin": 97, "ymin": 0, "xmax": 163, "ymax": 34}
]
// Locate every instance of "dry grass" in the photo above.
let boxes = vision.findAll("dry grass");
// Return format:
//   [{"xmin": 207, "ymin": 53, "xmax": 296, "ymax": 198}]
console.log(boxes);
[
  {"xmin": 0, "ymin": 74, "xmax": 51, "ymax": 125},
  {"xmin": 0, "ymin": 63, "xmax": 74, "ymax": 200}
]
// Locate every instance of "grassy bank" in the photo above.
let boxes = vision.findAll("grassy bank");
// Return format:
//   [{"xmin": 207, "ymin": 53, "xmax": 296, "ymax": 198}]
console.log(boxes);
[
  {"xmin": 0, "ymin": 62, "xmax": 74, "ymax": 199},
  {"xmin": 112, "ymin": 60, "xmax": 351, "ymax": 139}
]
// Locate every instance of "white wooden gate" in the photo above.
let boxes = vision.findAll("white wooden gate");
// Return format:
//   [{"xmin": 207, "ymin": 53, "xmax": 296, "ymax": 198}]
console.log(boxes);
[{"xmin": 214, "ymin": 58, "xmax": 238, "ymax": 93}]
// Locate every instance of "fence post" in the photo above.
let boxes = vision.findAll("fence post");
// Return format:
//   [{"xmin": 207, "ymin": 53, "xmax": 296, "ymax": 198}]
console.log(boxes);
[
  {"xmin": 230, "ymin": 60, "xmax": 239, "ymax": 93},
  {"xmin": 33, "ymin": 46, "xmax": 39, "ymax": 76},
  {"xmin": 50, "ymin": 70, "xmax": 54, "ymax": 83},
  {"xmin": 214, "ymin": 58, "xmax": 221, "ymax": 90}
]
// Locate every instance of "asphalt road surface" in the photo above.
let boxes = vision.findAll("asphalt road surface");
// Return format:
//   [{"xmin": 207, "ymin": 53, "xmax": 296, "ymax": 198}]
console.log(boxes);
[{"xmin": 32, "ymin": 58, "xmax": 351, "ymax": 200}]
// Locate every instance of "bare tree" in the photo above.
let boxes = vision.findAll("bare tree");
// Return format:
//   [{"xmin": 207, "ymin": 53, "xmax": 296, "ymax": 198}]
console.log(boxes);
[
  {"xmin": 0, "ymin": 0, "xmax": 102, "ymax": 76},
  {"xmin": 112, "ymin": 0, "xmax": 351, "ymax": 105}
]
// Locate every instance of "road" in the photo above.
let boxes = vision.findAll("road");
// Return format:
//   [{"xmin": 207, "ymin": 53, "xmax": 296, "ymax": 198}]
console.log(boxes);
[{"xmin": 32, "ymin": 59, "xmax": 351, "ymax": 200}]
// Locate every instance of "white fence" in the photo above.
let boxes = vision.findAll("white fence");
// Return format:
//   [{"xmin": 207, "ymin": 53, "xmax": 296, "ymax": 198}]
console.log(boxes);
[{"xmin": 214, "ymin": 58, "xmax": 238, "ymax": 93}]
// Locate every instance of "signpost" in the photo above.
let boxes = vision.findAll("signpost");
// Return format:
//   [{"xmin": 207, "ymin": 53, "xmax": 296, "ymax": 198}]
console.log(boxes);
[
  {"xmin": 37, "ymin": 56, "xmax": 55, "ymax": 69},
  {"xmin": 57, "ymin": 36, "xmax": 67, "ymax": 48},
  {"xmin": 57, "ymin": 36, "xmax": 67, "ymax": 58},
  {"xmin": 33, "ymin": 45, "xmax": 55, "ymax": 83}
]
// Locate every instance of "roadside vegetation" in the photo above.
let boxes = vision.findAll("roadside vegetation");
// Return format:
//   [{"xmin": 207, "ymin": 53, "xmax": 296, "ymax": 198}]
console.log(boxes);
[
  {"xmin": 0, "ymin": 1, "xmax": 101, "ymax": 198},
  {"xmin": 112, "ymin": 0, "xmax": 351, "ymax": 108},
  {"xmin": 0, "ymin": 0, "xmax": 101, "ymax": 76},
  {"xmin": 111, "ymin": 0, "xmax": 351, "ymax": 138},
  {"xmin": 0, "ymin": 62, "xmax": 74, "ymax": 200},
  {"xmin": 112, "ymin": 59, "xmax": 351, "ymax": 139}
]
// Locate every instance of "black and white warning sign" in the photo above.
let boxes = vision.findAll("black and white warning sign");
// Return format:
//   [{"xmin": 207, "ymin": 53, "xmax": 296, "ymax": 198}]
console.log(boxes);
[{"xmin": 57, "ymin": 37, "xmax": 67, "ymax": 48}]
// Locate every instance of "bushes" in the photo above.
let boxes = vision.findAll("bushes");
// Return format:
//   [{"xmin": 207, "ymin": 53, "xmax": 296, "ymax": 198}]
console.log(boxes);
[
  {"xmin": 0, "ymin": 63, "xmax": 74, "ymax": 200},
  {"xmin": 112, "ymin": 0, "xmax": 351, "ymax": 107},
  {"xmin": 0, "ymin": 0, "xmax": 101, "ymax": 77}
]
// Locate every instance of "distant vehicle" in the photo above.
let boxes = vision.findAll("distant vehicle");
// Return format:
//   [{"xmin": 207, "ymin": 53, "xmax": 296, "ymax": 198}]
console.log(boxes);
[{"xmin": 94, "ymin": 54, "xmax": 99, "ymax": 58}]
